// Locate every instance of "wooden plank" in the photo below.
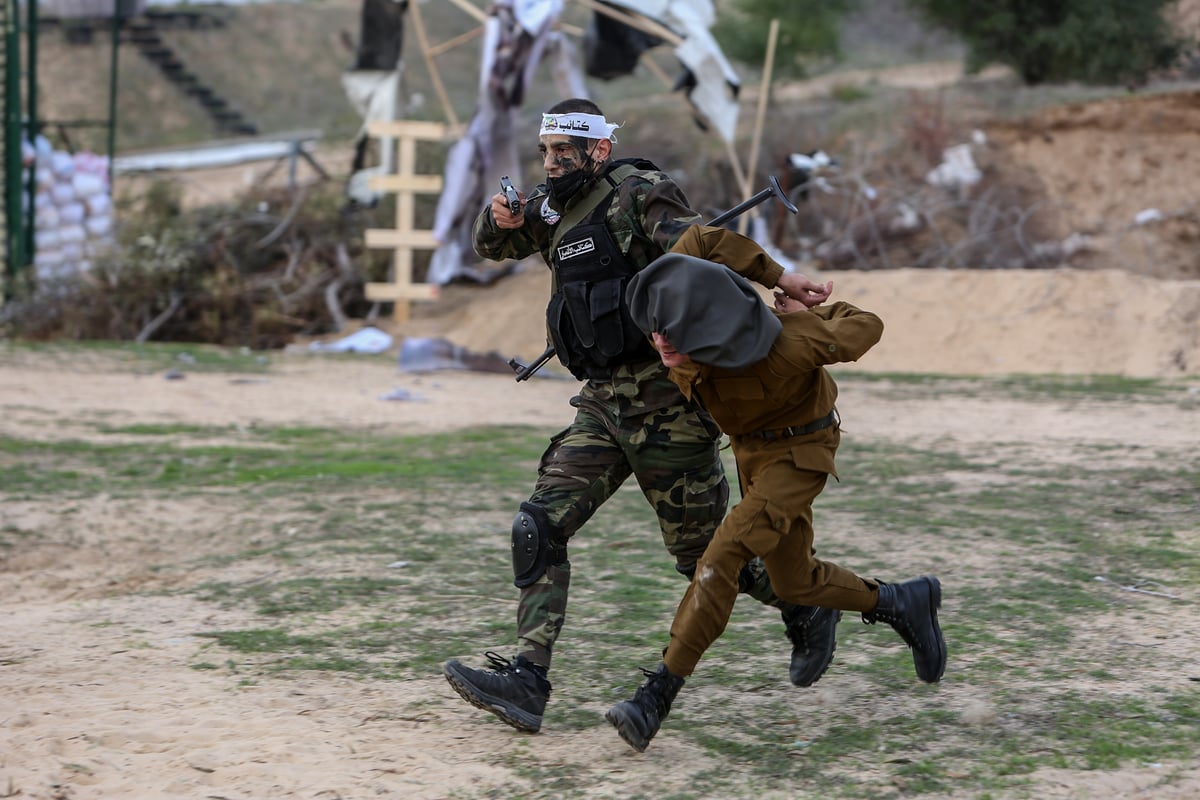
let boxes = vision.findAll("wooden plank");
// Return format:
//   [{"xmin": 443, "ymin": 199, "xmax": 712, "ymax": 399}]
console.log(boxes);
[
  {"xmin": 367, "ymin": 173, "xmax": 444, "ymax": 194},
  {"xmin": 428, "ymin": 25, "xmax": 484, "ymax": 58},
  {"xmin": 366, "ymin": 120, "xmax": 452, "ymax": 140},
  {"xmin": 365, "ymin": 229, "xmax": 440, "ymax": 249},
  {"xmin": 365, "ymin": 282, "xmax": 440, "ymax": 301},
  {"xmin": 363, "ymin": 119, "xmax": 452, "ymax": 323},
  {"xmin": 443, "ymin": 0, "xmax": 487, "ymax": 23},
  {"xmin": 408, "ymin": 0, "xmax": 460, "ymax": 128},
  {"xmin": 573, "ymin": 0, "xmax": 683, "ymax": 46}
]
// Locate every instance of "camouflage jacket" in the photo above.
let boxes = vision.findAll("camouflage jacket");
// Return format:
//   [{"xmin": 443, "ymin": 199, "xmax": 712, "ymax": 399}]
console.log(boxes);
[
  {"xmin": 471, "ymin": 159, "xmax": 701, "ymax": 272},
  {"xmin": 472, "ymin": 160, "xmax": 704, "ymax": 416}
]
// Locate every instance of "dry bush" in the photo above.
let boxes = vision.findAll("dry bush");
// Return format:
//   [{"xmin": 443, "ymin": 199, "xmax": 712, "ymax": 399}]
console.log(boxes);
[
  {"xmin": 1, "ymin": 180, "xmax": 393, "ymax": 348},
  {"xmin": 760, "ymin": 94, "xmax": 1074, "ymax": 272}
]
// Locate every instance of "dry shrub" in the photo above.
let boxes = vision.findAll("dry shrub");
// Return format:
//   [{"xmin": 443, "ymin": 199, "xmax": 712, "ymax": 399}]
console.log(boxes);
[
  {"xmin": 2, "ymin": 180, "xmax": 393, "ymax": 348},
  {"xmin": 765, "ymin": 93, "xmax": 1074, "ymax": 272}
]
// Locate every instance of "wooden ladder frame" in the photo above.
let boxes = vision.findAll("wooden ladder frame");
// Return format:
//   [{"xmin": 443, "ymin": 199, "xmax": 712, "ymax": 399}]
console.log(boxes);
[{"xmin": 363, "ymin": 119, "xmax": 450, "ymax": 323}]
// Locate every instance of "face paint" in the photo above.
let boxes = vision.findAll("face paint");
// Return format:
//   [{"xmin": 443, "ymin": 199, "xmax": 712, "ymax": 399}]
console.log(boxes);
[
  {"xmin": 546, "ymin": 140, "xmax": 599, "ymax": 204},
  {"xmin": 553, "ymin": 152, "xmax": 581, "ymax": 174}
]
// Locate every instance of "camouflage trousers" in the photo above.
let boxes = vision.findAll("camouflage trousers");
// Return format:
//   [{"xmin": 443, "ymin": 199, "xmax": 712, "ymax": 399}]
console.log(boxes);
[{"xmin": 515, "ymin": 393, "xmax": 783, "ymax": 668}]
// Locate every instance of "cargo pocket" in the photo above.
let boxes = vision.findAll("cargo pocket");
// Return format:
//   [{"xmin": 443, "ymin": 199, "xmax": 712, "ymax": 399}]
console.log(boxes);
[
  {"xmin": 730, "ymin": 495, "xmax": 791, "ymax": 558},
  {"xmin": 546, "ymin": 292, "xmax": 572, "ymax": 370},
  {"xmin": 788, "ymin": 426, "xmax": 840, "ymax": 479},
  {"xmin": 590, "ymin": 277, "xmax": 626, "ymax": 358},
  {"xmin": 536, "ymin": 427, "xmax": 571, "ymax": 475},
  {"xmin": 560, "ymin": 282, "xmax": 596, "ymax": 348}
]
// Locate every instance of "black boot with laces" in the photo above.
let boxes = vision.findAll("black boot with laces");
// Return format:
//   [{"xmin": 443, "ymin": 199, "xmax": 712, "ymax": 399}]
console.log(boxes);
[
  {"xmin": 862, "ymin": 575, "xmax": 946, "ymax": 683},
  {"xmin": 781, "ymin": 604, "xmax": 841, "ymax": 687},
  {"xmin": 442, "ymin": 651, "xmax": 551, "ymax": 732},
  {"xmin": 606, "ymin": 663, "xmax": 685, "ymax": 752}
]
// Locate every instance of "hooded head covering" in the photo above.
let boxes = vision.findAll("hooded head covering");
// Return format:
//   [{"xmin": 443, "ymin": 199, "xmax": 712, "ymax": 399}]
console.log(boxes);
[{"xmin": 626, "ymin": 253, "xmax": 782, "ymax": 369}]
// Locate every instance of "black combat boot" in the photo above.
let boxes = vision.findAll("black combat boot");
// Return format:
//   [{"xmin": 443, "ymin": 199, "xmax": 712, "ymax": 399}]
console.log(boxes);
[
  {"xmin": 442, "ymin": 651, "xmax": 551, "ymax": 733},
  {"xmin": 862, "ymin": 575, "xmax": 946, "ymax": 683},
  {"xmin": 781, "ymin": 605, "xmax": 842, "ymax": 687},
  {"xmin": 605, "ymin": 663, "xmax": 685, "ymax": 752}
]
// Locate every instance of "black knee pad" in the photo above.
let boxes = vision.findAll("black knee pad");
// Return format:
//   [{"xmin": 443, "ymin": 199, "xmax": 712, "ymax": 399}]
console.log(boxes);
[
  {"xmin": 737, "ymin": 562, "xmax": 758, "ymax": 594},
  {"xmin": 512, "ymin": 502, "xmax": 565, "ymax": 588}
]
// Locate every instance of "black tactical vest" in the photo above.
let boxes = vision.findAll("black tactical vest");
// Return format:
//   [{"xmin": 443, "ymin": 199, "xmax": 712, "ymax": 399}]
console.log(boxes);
[{"xmin": 545, "ymin": 162, "xmax": 658, "ymax": 380}]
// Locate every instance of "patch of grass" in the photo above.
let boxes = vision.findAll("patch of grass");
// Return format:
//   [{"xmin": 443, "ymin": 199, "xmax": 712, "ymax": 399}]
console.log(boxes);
[
  {"xmin": 194, "ymin": 576, "xmax": 407, "ymax": 616},
  {"xmin": 98, "ymin": 422, "xmax": 229, "ymax": 436},
  {"xmin": 0, "ymin": 339, "xmax": 272, "ymax": 374},
  {"xmin": 0, "ymin": 425, "xmax": 543, "ymax": 495},
  {"xmin": 831, "ymin": 82, "xmax": 873, "ymax": 102},
  {"xmin": 838, "ymin": 372, "xmax": 1195, "ymax": 405}
]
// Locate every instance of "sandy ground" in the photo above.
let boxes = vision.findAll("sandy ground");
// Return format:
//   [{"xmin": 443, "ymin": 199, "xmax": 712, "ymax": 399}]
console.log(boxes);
[
  {"xmin": 2, "ymin": 335, "xmax": 1199, "ymax": 798},
  {"xmin": 396, "ymin": 263, "xmax": 1200, "ymax": 381}
]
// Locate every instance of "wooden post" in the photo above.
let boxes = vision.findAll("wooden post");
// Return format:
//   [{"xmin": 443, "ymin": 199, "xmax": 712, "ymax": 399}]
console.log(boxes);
[
  {"xmin": 740, "ymin": 18, "xmax": 780, "ymax": 234},
  {"xmin": 407, "ymin": 0, "xmax": 460, "ymax": 129},
  {"xmin": 363, "ymin": 120, "xmax": 450, "ymax": 324}
]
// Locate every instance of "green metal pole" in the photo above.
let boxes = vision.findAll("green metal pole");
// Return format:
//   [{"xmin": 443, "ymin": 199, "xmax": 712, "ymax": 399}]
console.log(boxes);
[
  {"xmin": 24, "ymin": 0, "xmax": 33, "ymax": 136},
  {"xmin": 3, "ymin": 0, "xmax": 25, "ymax": 297},
  {"xmin": 22, "ymin": 0, "xmax": 36, "ymax": 274}
]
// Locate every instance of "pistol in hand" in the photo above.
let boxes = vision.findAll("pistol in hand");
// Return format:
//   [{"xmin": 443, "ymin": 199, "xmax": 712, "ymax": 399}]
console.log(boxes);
[{"xmin": 500, "ymin": 175, "xmax": 521, "ymax": 217}]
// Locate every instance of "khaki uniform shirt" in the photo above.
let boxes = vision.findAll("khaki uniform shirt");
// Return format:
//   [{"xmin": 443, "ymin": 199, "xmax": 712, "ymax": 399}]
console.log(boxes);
[{"xmin": 666, "ymin": 225, "xmax": 885, "ymax": 475}]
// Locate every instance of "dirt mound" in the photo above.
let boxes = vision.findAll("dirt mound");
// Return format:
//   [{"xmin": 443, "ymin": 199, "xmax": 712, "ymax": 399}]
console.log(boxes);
[
  {"xmin": 985, "ymin": 89, "xmax": 1200, "ymax": 281},
  {"xmin": 400, "ymin": 261, "xmax": 1199, "ymax": 380}
]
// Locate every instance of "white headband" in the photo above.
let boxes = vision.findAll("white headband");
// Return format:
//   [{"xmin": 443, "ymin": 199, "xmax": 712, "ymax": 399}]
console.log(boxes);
[{"xmin": 539, "ymin": 113, "xmax": 620, "ymax": 142}]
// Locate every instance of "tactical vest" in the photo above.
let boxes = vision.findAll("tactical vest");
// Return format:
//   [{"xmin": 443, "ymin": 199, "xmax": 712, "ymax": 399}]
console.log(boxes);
[{"xmin": 545, "ymin": 159, "xmax": 659, "ymax": 380}]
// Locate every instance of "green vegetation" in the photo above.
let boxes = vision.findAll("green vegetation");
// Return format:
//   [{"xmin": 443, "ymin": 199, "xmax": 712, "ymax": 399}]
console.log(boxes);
[
  {"xmin": 905, "ymin": 0, "xmax": 1185, "ymax": 85},
  {"xmin": 715, "ymin": 0, "xmax": 858, "ymax": 78}
]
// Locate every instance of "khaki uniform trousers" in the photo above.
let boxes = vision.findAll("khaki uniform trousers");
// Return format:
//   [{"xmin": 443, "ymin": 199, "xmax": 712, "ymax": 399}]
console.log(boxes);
[{"xmin": 663, "ymin": 435, "xmax": 879, "ymax": 677}]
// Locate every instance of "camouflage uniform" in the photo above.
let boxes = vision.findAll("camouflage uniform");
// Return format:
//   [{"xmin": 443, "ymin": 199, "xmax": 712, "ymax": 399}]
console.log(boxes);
[{"xmin": 471, "ymin": 164, "xmax": 783, "ymax": 668}]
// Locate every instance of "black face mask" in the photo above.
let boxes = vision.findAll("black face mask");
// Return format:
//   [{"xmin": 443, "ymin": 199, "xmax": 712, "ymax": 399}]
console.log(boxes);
[{"xmin": 547, "ymin": 169, "xmax": 590, "ymax": 204}]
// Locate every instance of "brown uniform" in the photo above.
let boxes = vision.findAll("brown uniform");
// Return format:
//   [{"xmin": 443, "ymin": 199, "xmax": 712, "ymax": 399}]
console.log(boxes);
[{"xmin": 659, "ymin": 231, "xmax": 886, "ymax": 678}]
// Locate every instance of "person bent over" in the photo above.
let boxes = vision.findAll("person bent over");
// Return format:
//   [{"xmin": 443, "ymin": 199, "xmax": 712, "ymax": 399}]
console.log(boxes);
[{"xmin": 605, "ymin": 226, "xmax": 947, "ymax": 752}]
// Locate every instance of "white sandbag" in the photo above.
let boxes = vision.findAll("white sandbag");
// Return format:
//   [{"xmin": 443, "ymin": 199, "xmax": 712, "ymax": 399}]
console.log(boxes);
[
  {"xmin": 34, "ymin": 205, "xmax": 60, "ymax": 229},
  {"xmin": 85, "ymin": 215, "xmax": 113, "ymax": 237},
  {"xmin": 86, "ymin": 192, "xmax": 111, "ymax": 216},
  {"xmin": 60, "ymin": 242, "xmax": 84, "ymax": 262},
  {"xmin": 58, "ymin": 201, "xmax": 86, "ymax": 224},
  {"xmin": 35, "ymin": 228, "xmax": 61, "ymax": 250},
  {"xmin": 51, "ymin": 182, "xmax": 76, "ymax": 205},
  {"xmin": 34, "ymin": 248, "xmax": 64, "ymax": 267},
  {"xmin": 57, "ymin": 224, "xmax": 87, "ymax": 244},
  {"xmin": 72, "ymin": 171, "xmax": 106, "ymax": 197},
  {"xmin": 73, "ymin": 151, "xmax": 110, "ymax": 176},
  {"xmin": 50, "ymin": 150, "xmax": 75, "ymax": 178}
]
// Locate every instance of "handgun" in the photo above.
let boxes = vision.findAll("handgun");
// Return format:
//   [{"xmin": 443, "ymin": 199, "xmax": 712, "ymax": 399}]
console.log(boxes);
[{"xmin": 500, "ymin": 175, "xmax": 521, "ymax": 216}]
